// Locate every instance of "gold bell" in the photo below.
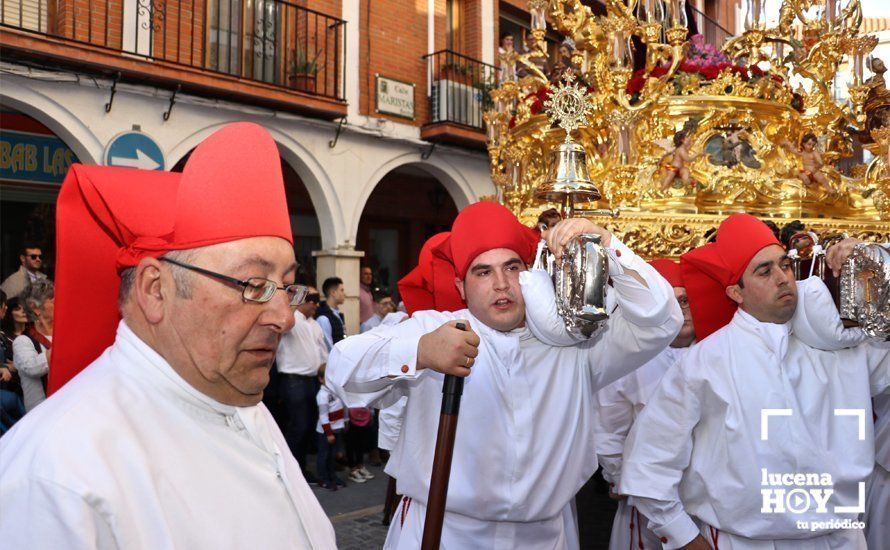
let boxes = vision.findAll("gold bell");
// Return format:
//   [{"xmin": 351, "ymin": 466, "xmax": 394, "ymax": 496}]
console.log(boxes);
[{"xmin": 535, "ymin": 140, "xmax": 602, "ymax": 203}]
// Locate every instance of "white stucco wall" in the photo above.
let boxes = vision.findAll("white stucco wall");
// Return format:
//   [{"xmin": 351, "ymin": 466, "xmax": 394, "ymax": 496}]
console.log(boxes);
[{"xmin": 1, "ymin": 66, "xmax": 494, "ymax": 252}]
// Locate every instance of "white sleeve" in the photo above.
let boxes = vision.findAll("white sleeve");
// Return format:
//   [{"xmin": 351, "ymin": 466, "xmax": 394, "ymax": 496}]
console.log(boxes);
[
  {"xmin": 325, "ymin": 316, "xmax": 434, "ymax": 409},
  {"xmin": 316, "ymin": 316, "xmax": 333, "ymax": 351},
  {"xmin": 867, "ymin": 340, "xmax": 890, "ymax": 396},
  {"xmin": 0, "ymin": 476, "xmax": 117, "ymax": 549},
  {"xmin": 584, "ymin": 239, "xmax": 683, "ymax": 391},
  {"xmin": 592, "ymin": 381, "xmax": 635, "ymax": 488},
  {"xmin": 12, "ymin": 335, "xmax": 48, "ymax": 377},
  {"xmin": 619, "ymin": 358, "xmax": 702, "ymax": 549}
]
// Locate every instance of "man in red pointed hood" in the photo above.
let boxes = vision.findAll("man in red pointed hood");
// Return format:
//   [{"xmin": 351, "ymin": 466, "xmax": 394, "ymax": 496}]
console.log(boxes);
[
  {"xmin": 327, "ymin": 202, "xmax": 684, "ymax": 548},
  {"xmin": 594, "ymin": 258, "xmax": 696, "ymax": 550},
  {"xmin": 619, "ymin": 213, "xmax": 889, "ymax": 550},
  {"xmin": 0, "ymin": 123, "xmax": 336, "ymax": 549}
]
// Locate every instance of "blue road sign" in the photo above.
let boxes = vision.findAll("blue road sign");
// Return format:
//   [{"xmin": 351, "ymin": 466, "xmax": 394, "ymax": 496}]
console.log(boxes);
[{"xmin": 105, "ymin": 131, "xmax": 164, "ymax": 170}]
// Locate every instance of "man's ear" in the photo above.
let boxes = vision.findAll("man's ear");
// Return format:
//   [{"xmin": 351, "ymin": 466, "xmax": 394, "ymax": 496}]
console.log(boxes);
[
  {"xmin": 725, "ymin": 284, "xmax": 743, "ymax": 306},
  {"xmin": 454, "ymin": 277, "xmax": 466, "ymax": 301},
  {"xmin": 134, "ymin": 257, "xmax": 167, "ymax": 324}
]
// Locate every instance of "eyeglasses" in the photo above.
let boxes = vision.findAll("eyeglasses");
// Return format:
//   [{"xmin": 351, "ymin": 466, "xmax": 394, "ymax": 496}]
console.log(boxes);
[
  {"xmin": 160, "ymin": 258, "xmax": 309, "ymax": 306},
  {"xmin": 27, "ymin": 254, "xmax": 42, "ymax": 260}
]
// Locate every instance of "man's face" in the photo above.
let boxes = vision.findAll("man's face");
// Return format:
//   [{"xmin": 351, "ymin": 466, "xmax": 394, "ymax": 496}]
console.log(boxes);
[
  {"xmin": 727, "ymin": 244, "xmax": 797, "ymax": 325},
  {"xmin": 296, "ymin": 286, "xmax": 319, "ymax": 318},
  {"xmin": 672, "ymin": 287, "xmax": 695, "ymax": 348},
  {"xmin": 160, "ymin": 237, "xmax": 297, "ymax": 406},
  {"xmin": 21, "ymin": 248, "xmax": 42, "ymax": 272},
  {"xmin": 375, "ymin": 297, "xmax": 394, "ymax": 317},
  {"xmin": 360, "ymin": 267, "xmax": 373, "ymax": 286},
  {"xmin": 456, "ymin": 248, "xmax": 526, "ymax": 332},
  {"xmin": 329, "ymin": 284, "xmax": 346, "ymax": 306}
]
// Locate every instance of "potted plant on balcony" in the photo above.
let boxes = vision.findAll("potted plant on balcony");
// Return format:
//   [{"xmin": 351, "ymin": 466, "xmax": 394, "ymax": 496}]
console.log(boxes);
[
  {"xmin": 289, "ymin": 47, "xmax": 322, "ymax": 93},
  {"xmin": 439, "ymin": 61, "xmax": 474, "ymax": 86}
]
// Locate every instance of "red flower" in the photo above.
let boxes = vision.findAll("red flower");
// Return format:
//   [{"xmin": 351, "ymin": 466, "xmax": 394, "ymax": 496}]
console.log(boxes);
[
  {"xmin": 700, "ymin": 65, "xmax": 720, "ymax": 80},
  {"xmin": 679, "ymin": 60, "xmax": 701, "ymax": 73},
  {"xmin": 626, "ymin": 74, "xmax": 646, "ymax": 94},
  {"xmin": 651, "ymin": 65, "xmax": 669, "ymax": 78},
  {"xmin": 729, "ymin": 65, "xmax": 749, "ymax": 80}
]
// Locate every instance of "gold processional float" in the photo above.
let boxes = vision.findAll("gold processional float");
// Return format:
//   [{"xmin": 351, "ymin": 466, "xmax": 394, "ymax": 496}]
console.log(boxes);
[
  {"xmin": 482, "ymin": 0, "xmax": 890, "ymax": 337},
  {"xmin": 484, "ymin": 0, "xmax": 890, "ymax": 261}
]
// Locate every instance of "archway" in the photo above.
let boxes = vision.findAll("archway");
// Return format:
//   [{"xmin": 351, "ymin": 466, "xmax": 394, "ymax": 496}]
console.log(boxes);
[
  {"xmin": 0, "ymin": 106, "xmax": 85, "ymax": 281},
  {"xmin": 356, "ymin": 164, "xmax": 459, "ymax": 301}
]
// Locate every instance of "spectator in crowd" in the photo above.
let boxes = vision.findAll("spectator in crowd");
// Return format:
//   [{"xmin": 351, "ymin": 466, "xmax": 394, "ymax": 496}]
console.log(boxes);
[
  {"xmin": 1, "ymin": 297, "xmax": 28, "ymax": 341},
  {"xmin": 359, "ymin": 266, "xmax": 374, "ymax": 325},
  {"xmin": 316, "ymin": 365, "xmax": 347, "ymax": 491},
  {"xmin": 360, "ymin": 289, "xmax": 395, "ymax": 333},
  {"xmin": 536, "ymin": 208, "xmax": 562, "ymax": 240},
  {"xmin": 345, "ymin": 403, "xmax": 376, "ymax": 484},
  {"xmin": 0, "ymin": 291, "xmax": 26, "ymax": 434},
  {"xmin": 316, "ymin": 277, "xmax": 346, "ymax": 350},
  {"xmin": 275, "ymin": 286, "xmax": 327, "ymax": 479},
  {"xmin": 1, "ymin": 244, "xmax": 48, "ymax": 300},
  {"xmin": 13, "ymin": 279, "xmax": 54, "ymax": 412},
  {"xmin": 780, "ymin": 219, "xmax": 806, "ymax": 249}
]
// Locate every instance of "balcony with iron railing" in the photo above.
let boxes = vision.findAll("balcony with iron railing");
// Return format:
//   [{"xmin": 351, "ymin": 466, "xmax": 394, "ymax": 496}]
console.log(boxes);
[
  {"xmin": 421, "ymin": 50, "xmax": 497, "ymax": 149},
  {"xmin": 0, "ymin": 0, "xmax": 346, "ymax": 118}
]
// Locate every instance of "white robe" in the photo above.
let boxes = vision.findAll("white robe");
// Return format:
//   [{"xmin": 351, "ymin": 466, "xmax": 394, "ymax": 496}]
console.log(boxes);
[
  {"xmin": 620, "ymin": 302, "xmax": 889, "ymax": 550},
  {"xmin": 864, "ymin": 394, "xmax": 889, "ymax": 550},
  {"xmin": 593, "ymin": 346, "xmax": 689, "ymax": 550},
  {"xmin": 326, "ymin": 241, "xmax": 683, "ymax": 550},
  {"xmin": 0, "ymin": 322, "xmax": 337, "ymax": 550}
]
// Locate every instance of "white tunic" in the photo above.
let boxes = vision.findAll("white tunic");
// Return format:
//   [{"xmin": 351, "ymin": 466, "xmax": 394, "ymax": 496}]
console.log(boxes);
[
  {"xmin": 0, "ymin": 322, "xmax": 337, "ymax": 550},
  {"xmin": 620, "ymin": 307, "xmax": 889, "ymax": 550},
  {"xmin": 864, "ymin": 394, "xmax": 889, "ymax": 550},
  {"xmin": 276, "ymin": 309, "xmax": 328, "ymax": 376},
  {"xmin": 326, "ymin": 245, "xmax": 683, "ymax": 549},
  {"xmin": 593, "ymin": 346, "xmax": 688, "ymax": 550}
]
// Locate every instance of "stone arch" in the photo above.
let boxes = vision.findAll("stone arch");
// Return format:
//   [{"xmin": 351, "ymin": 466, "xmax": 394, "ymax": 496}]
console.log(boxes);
[
  {"xmin": 349, "ymin": 152, "xmax": 478, "ymax": 243},
  {"xmin": 166, "ymin": 123, "xmax": 342, "ymax": 250},
  {"xmin": 1, "ymin": 87, "xmax": 102, "ymax": 165}
]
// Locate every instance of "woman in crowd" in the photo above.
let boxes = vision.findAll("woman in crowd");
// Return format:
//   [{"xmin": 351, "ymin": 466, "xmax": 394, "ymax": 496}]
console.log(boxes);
[
  {"xmin": 0, "ymin": 291, "xmax": 26, "ymax": 434},
  {"xmin": 12, "ymin": 280, "xmax": 54, "ymax": 412}
]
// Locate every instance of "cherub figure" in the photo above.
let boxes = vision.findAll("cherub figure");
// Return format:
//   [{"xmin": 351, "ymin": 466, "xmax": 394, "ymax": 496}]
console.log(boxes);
[
  {"xmin": 659, "ymin": 129, "xmax": 705, "ymax": 191},
  {"xmin": 781, "ymin": 133, "xmax": 832, "ymax": 193}
]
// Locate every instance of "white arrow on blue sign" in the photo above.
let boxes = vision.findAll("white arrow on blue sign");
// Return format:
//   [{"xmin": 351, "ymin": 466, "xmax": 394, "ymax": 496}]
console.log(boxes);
[{"xmin": 105, "ymin": 131, "xmax": 165, "ymax": 170}]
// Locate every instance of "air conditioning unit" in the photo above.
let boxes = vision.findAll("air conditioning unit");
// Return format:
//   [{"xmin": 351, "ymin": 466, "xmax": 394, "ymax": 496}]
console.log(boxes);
[{"xmin": 430, "ymin": 79, "xmax": 483, "ymax": 128}]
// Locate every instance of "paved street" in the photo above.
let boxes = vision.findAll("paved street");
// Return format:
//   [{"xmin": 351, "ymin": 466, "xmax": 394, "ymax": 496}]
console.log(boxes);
[{"xmin": 310, "ymin": 457, "xmax": 618, "ymax": 549}]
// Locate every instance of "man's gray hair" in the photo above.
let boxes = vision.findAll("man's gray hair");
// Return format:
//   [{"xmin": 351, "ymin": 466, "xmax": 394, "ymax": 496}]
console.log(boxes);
[
  {"xmin": 22, "ymin": 279, "xmax": 55, "ymax": 323},
  {"xmin": 118, "ymin": 249, "xmax": 198, "ymax": 310}
]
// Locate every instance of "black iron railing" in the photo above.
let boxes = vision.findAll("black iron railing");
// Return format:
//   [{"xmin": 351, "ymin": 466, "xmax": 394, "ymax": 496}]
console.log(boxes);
[
  {"xmin": 0, "ymin": 0, "xmax": 346, "ymax": 100},
  {"xmin": 423, "ymin": 50, "xmax": 498, "ymax": 131},
  {"xmin": 688, "ymin": 3, "xmax": 733, "ymax": 47}
]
